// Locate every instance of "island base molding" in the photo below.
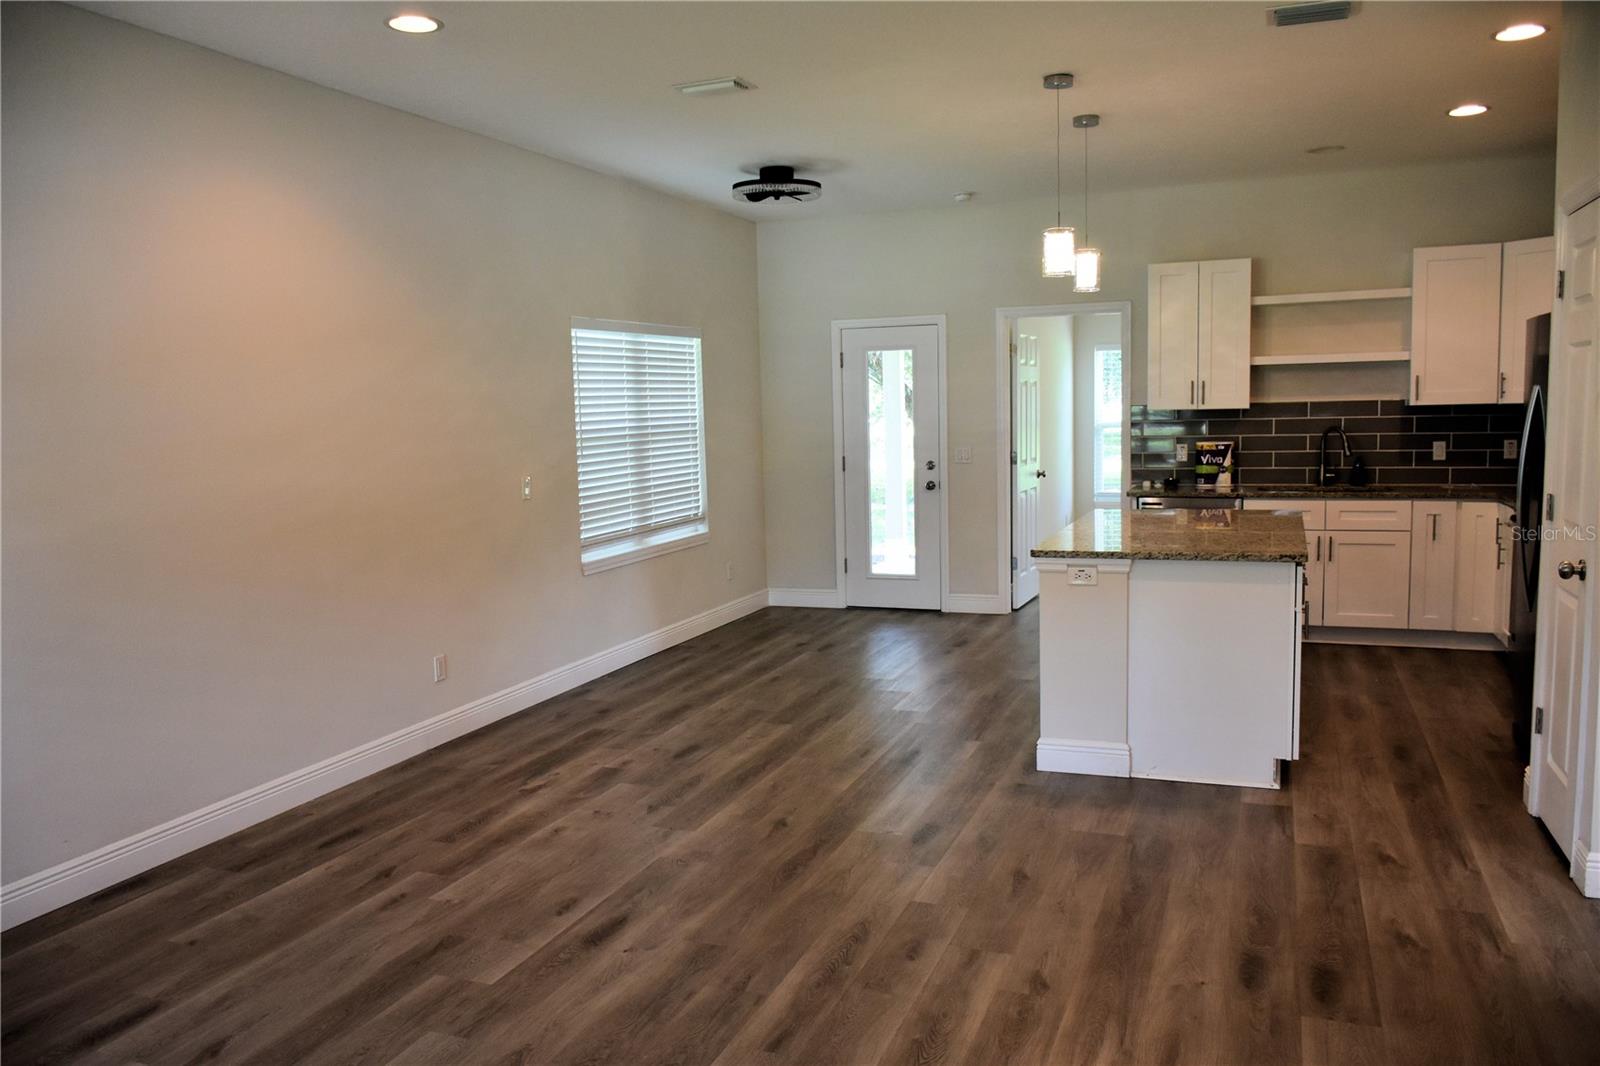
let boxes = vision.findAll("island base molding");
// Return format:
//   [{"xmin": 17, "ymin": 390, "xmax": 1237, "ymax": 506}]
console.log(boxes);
[{"xmin": 1036, "ymin": 738, "xmax": 1132, "ymax": 777}]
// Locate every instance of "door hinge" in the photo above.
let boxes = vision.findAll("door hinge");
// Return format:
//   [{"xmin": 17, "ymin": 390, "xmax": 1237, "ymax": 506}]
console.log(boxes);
[
  {"xmin": 1535, "ymin": 706, "xmax": 1544, "ymax": 734},
  {"xmin": 841, "ymin": 455, "xmax": 846, "ymax": 472},
  {"xmin": 840, "ymin": 350, "xmax": 845, "ymax": 368},
  {"xmin": 1010, "ymin": 450, "xmax": 1018, "ymax": 465},
  {"xmin": 1011, "ymin": 555, "xmax": 1018, "ymax": 571},
  {"xmin": 843, "ymin": 557, "xmax": 848, "ymax": 574},
  {"xmin": 1557, "ymin": 270, "xmax": 1565, "ymax": 299}
]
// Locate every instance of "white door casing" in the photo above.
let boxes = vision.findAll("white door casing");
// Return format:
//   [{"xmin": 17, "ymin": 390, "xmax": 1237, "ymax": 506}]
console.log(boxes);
[
  {"xmin": 840, "ymin": 323, "xmax": 944, "ymax": 610},
  {"xmin": 1529, "ymin": 196, "xmax": 1597, "ymax": 865},
  {"xmin": 1012, "ymin": 331, "xmax": 1042, "ymax": 608}
]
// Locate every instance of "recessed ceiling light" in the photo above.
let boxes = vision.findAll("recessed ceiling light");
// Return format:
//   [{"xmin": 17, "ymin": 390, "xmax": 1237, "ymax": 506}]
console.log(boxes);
[
  {"xmin": 1448, "ymin": 103, "xmax": 1490, "ymax": 118},
  {"xmin": 1494, "ymin": 23, "xmax": 1547, "ymax": 42},
  {"xmin": 1306, "ymin": 144, "xmax": 1346, "ymax": 154},
  {"xmin": 387, "ymin": 14, "xmax": 440, "ymax": 34}
]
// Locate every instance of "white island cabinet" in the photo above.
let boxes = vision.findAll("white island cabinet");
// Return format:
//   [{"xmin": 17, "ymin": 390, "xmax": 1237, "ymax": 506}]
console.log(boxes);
[{"xmin": 1032, "ymin": 508, "xmax": 1306, "ymax": 789}]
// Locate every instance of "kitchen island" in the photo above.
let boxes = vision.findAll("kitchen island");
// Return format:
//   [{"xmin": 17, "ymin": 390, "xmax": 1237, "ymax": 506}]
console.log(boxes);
[{"xmin": 1031, "ymin": 508, "xmax": 1308, "ymax": 789}]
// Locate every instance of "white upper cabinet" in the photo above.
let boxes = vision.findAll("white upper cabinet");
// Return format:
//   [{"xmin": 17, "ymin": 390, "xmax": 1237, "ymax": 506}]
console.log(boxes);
[
  {"xmin": 1147, "ymin": 258, "xmax": 1250, "ymax": 409},
  {"xmin": 1147, "ymin": 261, "xmax": 1199, "ymax": 409},
  {"xmin": 1499, "ymin": 236, "xmax": 1556, "ymax": 404},
  {"xmin": 1411, "ymin": 243, "xmax": 1503, "ymax": 405}
]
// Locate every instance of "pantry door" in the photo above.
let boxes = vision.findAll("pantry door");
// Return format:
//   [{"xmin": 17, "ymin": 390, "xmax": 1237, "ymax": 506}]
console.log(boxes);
[{"xmin": 840, "ymin": 323, "xmax": 944, "ymax": 609}]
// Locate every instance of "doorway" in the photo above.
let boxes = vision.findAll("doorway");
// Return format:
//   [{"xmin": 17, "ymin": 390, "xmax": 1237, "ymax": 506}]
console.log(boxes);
[
  {"xmin": 997, "ymin": 303, "xmax": 1132, "ymax": 609},
  {"xmin": 833, "ymin": 317, "xmax": 947, "ymax": 610}
]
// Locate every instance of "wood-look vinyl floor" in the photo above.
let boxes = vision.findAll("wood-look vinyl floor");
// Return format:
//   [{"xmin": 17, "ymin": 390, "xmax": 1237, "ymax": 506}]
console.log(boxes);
[{"xmin": 4, "ymin": 605, "xmax": 1599, "ymax": 1065}]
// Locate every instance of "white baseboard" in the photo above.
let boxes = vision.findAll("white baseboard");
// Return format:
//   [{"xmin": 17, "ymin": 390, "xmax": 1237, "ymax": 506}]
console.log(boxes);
[
  {"xmin": 1573, "ymin": 839, "xmax": 1600, "ymax": 899},
  {"xmin": 0, "ymin": 589, "xmax": 771, "ymax": 931},
  {"xmin": 767, "ymin": 587, "xmax": 844, "ymax": 609},
  {"xmin": 1036, "ymin": 737, "xmax": 1131, "ymax": 777},
  {"xmin": 944, "ymin": 593, "xmax": 1011, "ymax": 615},
  {"xmin": 1305, "ymin": 626, "xmax": 1505, "ymax": 651}
]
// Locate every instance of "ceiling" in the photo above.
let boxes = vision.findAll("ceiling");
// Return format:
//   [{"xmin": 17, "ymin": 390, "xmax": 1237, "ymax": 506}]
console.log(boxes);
[{"xmin": 79, "ymin": 1, "xmax": 1561, "ymax": 220}]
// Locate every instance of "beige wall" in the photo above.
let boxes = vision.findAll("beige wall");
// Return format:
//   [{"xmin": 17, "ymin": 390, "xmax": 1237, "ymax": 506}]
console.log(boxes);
[
  {"xmin": 1, "ymin": 5, "xmax": 765, "ymax": 882},
  {"xmin": 1556, "ymin": 2, "xmax": 1599, "ymax": 206},
  {"xmin": 759, "ymin": 152, "xmax": 1555, "ymax": 594}
]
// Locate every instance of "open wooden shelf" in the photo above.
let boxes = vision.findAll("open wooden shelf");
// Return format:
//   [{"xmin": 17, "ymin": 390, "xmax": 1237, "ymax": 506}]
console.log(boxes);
[
  {"xmin": 1250, "ymin": 350, "xmax": 1410, "ymax": 367},
  {"xmin": 1251, "ymin": 287, "xmax": 1411, "ymax": 307}
]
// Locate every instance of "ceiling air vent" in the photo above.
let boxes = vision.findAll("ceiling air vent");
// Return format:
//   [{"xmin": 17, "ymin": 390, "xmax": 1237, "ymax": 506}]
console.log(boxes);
[{"xmin": 1270, "ymin": 1, "xmax": 1353, "ymax": 27}]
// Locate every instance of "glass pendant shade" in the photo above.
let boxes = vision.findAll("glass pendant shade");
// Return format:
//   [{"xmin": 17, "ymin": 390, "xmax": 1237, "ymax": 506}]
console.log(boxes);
[
  {"xmin": 1073, "ymin": 247, "xmax": 1101, "ymax": 292},
  {"xmin": 1042, "ymin": 226, "xmax": 1076, "ymax": 277}
]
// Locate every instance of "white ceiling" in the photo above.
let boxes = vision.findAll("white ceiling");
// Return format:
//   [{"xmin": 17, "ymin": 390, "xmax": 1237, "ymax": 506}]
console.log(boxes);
[{"xmin": 79, "ymin": 1, "xmax": 1561, "ymax": 220}]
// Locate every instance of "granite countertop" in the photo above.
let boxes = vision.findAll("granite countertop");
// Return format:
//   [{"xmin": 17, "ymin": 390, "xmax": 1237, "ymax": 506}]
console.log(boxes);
[
  {"xmin": 1126, "ymin": 483, "xmax": 1516, "ymax": 503},
  {"xmin": 1032, "ymin": 508, "xmax": 1309, "ymax": 563}
]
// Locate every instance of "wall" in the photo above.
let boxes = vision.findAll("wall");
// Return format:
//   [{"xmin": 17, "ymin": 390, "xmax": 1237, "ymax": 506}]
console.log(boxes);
[
  {"xmin": 1555, "ymin": 1, "xmax": 1599, "ymax": 206},
  {"xmin": 758, "ymin": 152, "xmax": 1555, "ymax": 595},
  {"xmin": 1, "ymin": 5, "xmax": 766, "ymax": 886}
]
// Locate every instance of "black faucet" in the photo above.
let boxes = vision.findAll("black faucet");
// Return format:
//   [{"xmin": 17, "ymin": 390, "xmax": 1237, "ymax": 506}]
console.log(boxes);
[{"xmin": 1318, "ymin": 426, "xmax": 1353, "ymax": 486}]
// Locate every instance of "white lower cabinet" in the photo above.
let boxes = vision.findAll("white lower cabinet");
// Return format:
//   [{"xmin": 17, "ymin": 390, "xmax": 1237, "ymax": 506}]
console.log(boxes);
[
  {"xmin": 1454, "ymin": 502, "xmax": 1508, "ymax": 635},
  {"xmin": 1324, "ymin": 530, "xmax": 1414, "ymax": 628},
  {"xmin": 1304, "ymin": 530, "xmax": 1325, "ymax": 626},
  {"xmin": 1409, "ymin": 501, "xmax": 1458, "ymax": 629},
  {"xmin": 1493, "ymin": 504, "xmax": 1514, "ymax": 644}
]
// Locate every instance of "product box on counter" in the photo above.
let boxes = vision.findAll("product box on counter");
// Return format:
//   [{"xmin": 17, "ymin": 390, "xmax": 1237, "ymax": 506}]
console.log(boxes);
[{"xmin": 1194, "ymin": 440, "xmax": 1235, "ymax": 489}]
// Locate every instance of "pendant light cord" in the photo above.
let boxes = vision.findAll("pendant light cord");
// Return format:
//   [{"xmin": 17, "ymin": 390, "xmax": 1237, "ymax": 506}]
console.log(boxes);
[
  {"xmin": 1054, "ymin": 90, "xmax": 1062, "ymax": 227},
  {"xmin": 1081, "ymin": 121, "xmax": 1090, "ymax": 244}
]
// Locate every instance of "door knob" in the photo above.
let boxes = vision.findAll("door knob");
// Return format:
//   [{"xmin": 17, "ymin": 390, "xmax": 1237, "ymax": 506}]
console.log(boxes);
[
  {"xmin": 1557, "ymin": 560, "xmax": 1588, "ymax": 581},
  {"xmin": 925, "ymin": 480, "xmax": 938, "ymax": 491},
  {"xmin": 1036, "ymin": 469, "xmax": 1048, "ymax": 478}
]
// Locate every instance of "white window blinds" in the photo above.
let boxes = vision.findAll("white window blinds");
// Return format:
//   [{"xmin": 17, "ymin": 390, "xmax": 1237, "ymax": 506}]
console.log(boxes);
[{"xmin": 571, "ymin": 320, "xmax": 707, "ymax": 551}]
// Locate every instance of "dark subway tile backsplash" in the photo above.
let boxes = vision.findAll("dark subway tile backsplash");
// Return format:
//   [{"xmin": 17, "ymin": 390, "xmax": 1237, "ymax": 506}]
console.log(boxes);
[{"xmin": 1130, "ymin": 401, "xmax": 1523, "ymax": 490}]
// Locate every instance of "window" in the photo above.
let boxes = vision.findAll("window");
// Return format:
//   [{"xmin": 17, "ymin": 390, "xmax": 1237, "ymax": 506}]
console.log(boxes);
[
  {"xmin": 1092, "ymin": 345, "xmax": 1123, "ymax": 499},
  {"xmin": 571, "ymin": 319, "xmax": 708, "ymax": 573}
]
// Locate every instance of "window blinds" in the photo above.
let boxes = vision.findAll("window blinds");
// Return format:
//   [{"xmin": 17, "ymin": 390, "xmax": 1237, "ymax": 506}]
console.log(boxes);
[{"xmin": 571, "ymin": 321, "xmax": 706, "ymax": 548}]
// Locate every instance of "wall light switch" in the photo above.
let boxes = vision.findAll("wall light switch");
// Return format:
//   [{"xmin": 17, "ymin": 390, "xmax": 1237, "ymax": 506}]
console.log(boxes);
[
  {"xmin": 522, "ymin": 475, "xmax": 533, "ymax": 500},
  {"xmin": 1176, "ymin": 443, "xmax": 1189, "ymax": 463},
  {"xmin": 954, "ymin": 446, "xmax": 974, "ymax": 464},
  {"xmin": 1503, "ymin": 440, "xmax": 1518, "ymax": 460},
  {"xmin": 1068, "ymin": 566, "xmax": 1098, "ymax": 586},
  {"xmin": 1432, "ymin": 441, "xmax": 1448, "ymax": 461}
]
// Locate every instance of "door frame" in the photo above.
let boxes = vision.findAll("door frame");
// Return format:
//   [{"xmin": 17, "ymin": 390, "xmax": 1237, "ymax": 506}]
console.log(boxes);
[
  {"xmin": 831, "ymin": 315, "xmax": 950, "ymax": 611},
  {"xmin": 994, "ymin": 302, "xmax": 1133, "ymax": 609}
]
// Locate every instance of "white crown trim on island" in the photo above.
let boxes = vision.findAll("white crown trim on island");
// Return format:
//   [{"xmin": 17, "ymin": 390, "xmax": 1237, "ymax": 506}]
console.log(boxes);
[
  {"xmin": 1036, "ymin": 737, "xmax": 1132, "ymax": 777},
  {"xmin": 0, "ymin": 588, "xmax": 771, "ymax": 930}
]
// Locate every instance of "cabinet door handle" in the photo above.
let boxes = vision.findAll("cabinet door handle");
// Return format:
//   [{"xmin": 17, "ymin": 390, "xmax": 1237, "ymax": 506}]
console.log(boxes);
[
  {"xmin": 1316, "ymin": 535, "xmax": 1322, "ymax": 561},
  {"xmin": 1415, "ymin": 374, "xmax": 1421, "ymax": 402},
  {"xmin": 1190, "ymin": 379, "xmax": 1195, "ymax": 405},
  {"xmin": 1499, "ymin": 372, "xmax": 1507, "ymax": 401},
  {"xmin": 1328, "ymin": 536, "xmax": 1335, "ymax": 563},
  {"xmin": 1201, "ymin": 380, "xmax": 1207, "ymax": 405},
  {"xmin": 1431, "ymin": 512, "xmax": 1439, "ymax": 541}
]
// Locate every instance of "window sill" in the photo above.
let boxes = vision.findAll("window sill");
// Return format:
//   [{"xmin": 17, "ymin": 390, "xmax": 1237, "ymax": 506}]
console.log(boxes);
[{"xmin": 580, "ymin": 522, "xmax": 710, "ymax": 575}]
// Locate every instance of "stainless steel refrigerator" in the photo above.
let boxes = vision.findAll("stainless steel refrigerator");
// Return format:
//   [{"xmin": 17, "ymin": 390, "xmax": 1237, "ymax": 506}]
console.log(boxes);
[{"xmin": 1507, "ymin": 312, "xmax": 1550, "ymax": 761}]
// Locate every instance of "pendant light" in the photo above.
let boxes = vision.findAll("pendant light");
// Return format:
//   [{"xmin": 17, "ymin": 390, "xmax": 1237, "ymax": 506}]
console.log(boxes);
[
  {"xmin": 1041, "ymin": 73, "xmax": 1075, "ymax": 277},
  {"xmin": 1073, "ymin": 114, "xmax": 1101, "ymax": 293}
]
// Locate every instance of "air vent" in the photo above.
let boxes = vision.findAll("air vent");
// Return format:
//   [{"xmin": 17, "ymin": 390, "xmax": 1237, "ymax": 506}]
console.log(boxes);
[{"xmin": 1271, "ymin": 1, "xmax": 1353, "ymax": 27}]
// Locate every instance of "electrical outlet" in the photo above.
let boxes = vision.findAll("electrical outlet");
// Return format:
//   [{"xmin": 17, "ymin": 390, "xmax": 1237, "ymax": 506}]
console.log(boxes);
[
  {"xmin": 725, "ymin": 562, "xmax": 735, "ymax": 582},
  {"xmin": 954, "ymin": 446, "xmax": 974, "ymax": 464},
  {"xmin": 1068, "ymin": 566, "xmax": 1099, "ymax": 586},
  {"xmin": 1176, "ymin": 443, "xmax": 1189, "ymax": 463},
  {"xmin": 1432, "ymin": 441, "xmax": 1448, "ymax": 462},
  {"xmin": 432, "ymin": 654, "xmax": 448, "ymax": 683},
  {"xmin": 1503, "ymin": 439, "xmax": 1518, "ymax": 460},
  {"xmin": 522, "ymin": 475, "xmax": 533, "ymax": 500}
]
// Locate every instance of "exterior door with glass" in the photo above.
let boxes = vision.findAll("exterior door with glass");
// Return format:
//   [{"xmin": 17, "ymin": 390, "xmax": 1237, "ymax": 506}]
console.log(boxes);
[{"xmin": 842, "ymin": 324, "xmax": 943, "ymax": 609}]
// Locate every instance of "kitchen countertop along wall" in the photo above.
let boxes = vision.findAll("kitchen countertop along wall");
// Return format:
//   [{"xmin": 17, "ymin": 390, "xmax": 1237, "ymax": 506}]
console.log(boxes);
[{"xmin": 1131, "ymin": 399, "xmax": 1525, "ymax": 491}]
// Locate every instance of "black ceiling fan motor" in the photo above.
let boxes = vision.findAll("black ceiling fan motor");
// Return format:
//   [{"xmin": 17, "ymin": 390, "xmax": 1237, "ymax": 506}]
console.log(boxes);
[{"xmin": 732, "ymin": 165, "xmax": 822, "ymax": 203}]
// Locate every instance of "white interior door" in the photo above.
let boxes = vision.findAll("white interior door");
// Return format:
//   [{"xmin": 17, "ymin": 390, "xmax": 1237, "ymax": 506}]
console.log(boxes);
[
  {"xmin": 842, "ymin": 324, "xmax": 942, "ymax": 609},
  {"xmin": 1012, "ymin": 331, "xmax": 1042, "ymax": 608},
  {"xmin": 1530, "ymin": 196, "xmax": 1597, "ymax": 859}
]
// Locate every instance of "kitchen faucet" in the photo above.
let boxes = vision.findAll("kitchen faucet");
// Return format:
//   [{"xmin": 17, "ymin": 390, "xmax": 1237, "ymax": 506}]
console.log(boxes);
[{"xmin": 1318, "ymin": 426, "xmax": 1353, "ymax": 486}]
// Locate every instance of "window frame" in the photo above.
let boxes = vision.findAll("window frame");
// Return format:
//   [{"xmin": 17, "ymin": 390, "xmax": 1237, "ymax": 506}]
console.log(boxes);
[
  {"xmin": 571, "ymin": 317, "xmax": 710, "ymax": 575},
  {"xmin": 1091, "ymin": 343, "xmax": 1124, "ymax": 505}
]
